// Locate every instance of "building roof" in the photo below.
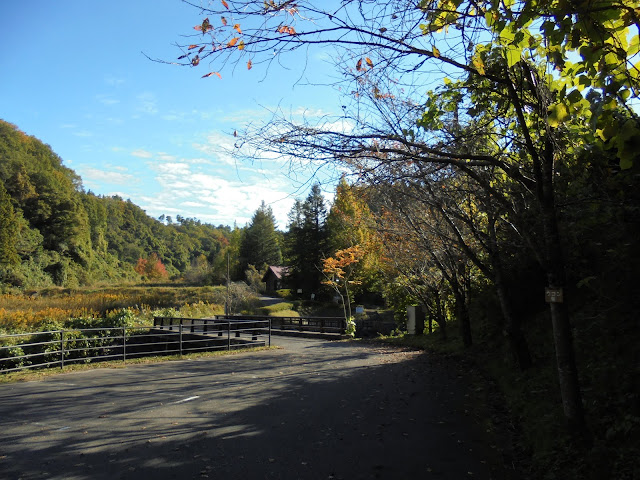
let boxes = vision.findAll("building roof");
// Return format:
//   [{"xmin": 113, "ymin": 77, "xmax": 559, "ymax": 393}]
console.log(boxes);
[{"xmin": 262, "ymin": 265, "xmax": 290, "ymax": 282}]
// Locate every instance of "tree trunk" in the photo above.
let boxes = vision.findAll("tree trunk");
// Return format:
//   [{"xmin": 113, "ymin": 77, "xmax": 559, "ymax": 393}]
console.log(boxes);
[
  {"xmin": 454, "ymin": 288, "xmax": 472, "ymax": 348},
  {"xmin": 488, "ymin": 216, "xmax": 533, "ymax": 370},
  {"xmin": 505, "ymin": 69, "xmax": 587, "ymax": 436},
  {"xmin": 496, "ymin": 281, "xmax": 533, "ymax": 370},
  {"xmin": 434, "ymin": 290, "xmax": 447, "ymax": 340},
  {"xmin": 540, "ymin": 138, "xmax": 587, "ymax": 436}
]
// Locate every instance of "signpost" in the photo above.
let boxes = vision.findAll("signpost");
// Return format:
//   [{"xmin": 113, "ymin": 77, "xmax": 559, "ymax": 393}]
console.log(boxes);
[{"xmin": 545, "ymin": 287, "xmax": 564, "ymax": 303}]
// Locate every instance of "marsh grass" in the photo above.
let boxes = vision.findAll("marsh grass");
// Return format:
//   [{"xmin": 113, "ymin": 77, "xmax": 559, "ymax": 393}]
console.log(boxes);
[{"xmin": 0, "ymin": 285, "xmax": 229, "ymax": 332}]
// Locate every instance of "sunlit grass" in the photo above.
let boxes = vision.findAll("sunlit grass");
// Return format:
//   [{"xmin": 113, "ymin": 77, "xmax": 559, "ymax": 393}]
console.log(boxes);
[
  {"xmin": 0, "ymin": 286, "xmax": 228, "ymax": 333},
  {"xmin": 268, "ymin": 309, "xmax": 300, "ymax": 317},
  {"xmin": 0, "ymin": 345, "xmax": 280, "ymax": 384}
]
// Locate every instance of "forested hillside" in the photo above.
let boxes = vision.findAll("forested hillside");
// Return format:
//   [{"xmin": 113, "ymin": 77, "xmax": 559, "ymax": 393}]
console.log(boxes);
[{"xmin": 0, "ymin": 120, "xmax": 234, "ymax": 289}]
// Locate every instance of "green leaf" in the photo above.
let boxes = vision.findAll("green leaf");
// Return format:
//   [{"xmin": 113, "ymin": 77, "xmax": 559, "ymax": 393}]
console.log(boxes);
[
  {"xmin": 505, "ymin": 46, "xmax": 521, "ymax": 67},
  {"xmin": 485, "ymin": 11, "xmax": 495, "ymax": 28},
  {"xmin": 566, "ymin": 89, "xmax": 583, "ymax": 104},
  {"xmin": 499, "ymin": 26, "xmax": 515, "ymax": 43},
  {"xmin": 620, "ymin": 154, "xmax": 633, "ymax": 170},
  {"xmin": 547, "ymin": 103, "xmax": 569, "ymax": 127}
]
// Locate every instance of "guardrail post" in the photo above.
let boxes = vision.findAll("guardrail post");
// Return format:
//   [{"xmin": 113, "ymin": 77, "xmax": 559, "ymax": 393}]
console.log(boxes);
[
  {"xmin": 179, "ymin": 322, "xmax": 183, "ymax": 357},
  {"xmin": 60, "ymin": 330, "xmax": 64, "ymax": 369},
  {"xmin": 268, "ymin": 319, "xmax": 271, "ymax": 347},
  {"xmin": 122, "ymin": 326, "xmax": 127, "ymax": 362},
  {"xmin": 227, "ymin": 322, "xmax": 231, "ymax": 351}
]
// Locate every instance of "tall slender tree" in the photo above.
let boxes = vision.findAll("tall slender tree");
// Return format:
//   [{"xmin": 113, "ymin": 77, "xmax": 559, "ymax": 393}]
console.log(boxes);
[
  {"xmin": 239, "ymin": 201, "xmax": 282, "ymax": 276},
  {"xmin": 285, "ymin": 184, "xmax": 328, "ymax": 294}
]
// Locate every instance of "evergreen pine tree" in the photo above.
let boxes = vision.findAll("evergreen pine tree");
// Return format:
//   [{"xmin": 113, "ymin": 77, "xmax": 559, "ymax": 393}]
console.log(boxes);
[
  {"xmin": 285, "ymin": 184, "xmax": 328, "ymax": 294},
  {"xmin": 239, "ymin": 201, "xmax": 282, "ymax": 276}
]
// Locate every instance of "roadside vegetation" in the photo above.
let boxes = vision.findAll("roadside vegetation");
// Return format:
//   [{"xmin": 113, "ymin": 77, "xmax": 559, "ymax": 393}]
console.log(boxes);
[{"xmin": 2, "ymin": 0, "xmax": 639, "ymax": 476}]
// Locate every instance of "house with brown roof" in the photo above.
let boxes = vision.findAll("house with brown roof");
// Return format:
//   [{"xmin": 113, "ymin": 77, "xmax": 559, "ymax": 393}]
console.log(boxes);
[{"xmin": 262, "ymin": 266, "xmax": 290, "ymax": 293}]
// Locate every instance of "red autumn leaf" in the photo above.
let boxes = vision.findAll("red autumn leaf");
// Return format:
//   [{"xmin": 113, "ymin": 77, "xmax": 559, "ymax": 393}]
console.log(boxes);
[
  {"xmin": 277, "ymin": 25, "xmax": 296, "ymax": 35},
  {"xmin": 227, "ymin": 37, "xmax": 238, "ymax": 47},
  {"xmin": 234, "ymin": 24, "xmax": 242, "ymax": 34},
  {"xmin": 194, "ymin": 25, "xmax": 202, "ymax": 31},
  {"xmin": 188, "ymin": 44, "xmax": 199, "ymax": 50},
  {"xmin": 247, "ymin": 59, "xmax": 252, "ymax": 70},
  {"xmin": 198, "ymin": 46, "xmax": 206, "ymax": 53},
  {"xmin": 221, "ymin": 16, "xmax": 227, "ymax": 26},
  {"xmin": 221, "ymin": 0, "xmax": 229, "ymax": 9},
  {"xmin": 191, "ymin": 55, "xmax": 200, "ymax": 66},
  {"xmin": 202, "ymin": 71, "xmax": 222, "ymax": 79},
  {"xmin": 356, "ymin": 58, "xmax": 363, "ymax": 71},
  {"xmin": 365, "ymin": 57, "xmax": 374, "ymax": 68}
]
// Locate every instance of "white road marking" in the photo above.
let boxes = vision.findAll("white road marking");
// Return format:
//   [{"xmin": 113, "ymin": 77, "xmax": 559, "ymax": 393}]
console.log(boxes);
[{"xmin": 172, "ymin": 396, "xmax": 200, "ymax": 404}]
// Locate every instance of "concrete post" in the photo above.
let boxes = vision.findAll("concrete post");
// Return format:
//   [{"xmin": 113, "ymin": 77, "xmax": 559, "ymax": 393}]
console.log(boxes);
[{"xmin": 407, "ymin": 306, "xmax": 425, "ymax": 335}]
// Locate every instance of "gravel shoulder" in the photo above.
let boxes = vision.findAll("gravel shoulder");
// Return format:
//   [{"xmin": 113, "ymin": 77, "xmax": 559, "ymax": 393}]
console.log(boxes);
[{"xmin": 0, "ymin": 337, "xmax": 507, "ymax": 479}]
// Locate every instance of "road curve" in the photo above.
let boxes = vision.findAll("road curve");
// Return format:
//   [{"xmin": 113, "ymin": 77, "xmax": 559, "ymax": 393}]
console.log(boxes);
[{"xmin": 0, "ymin": 337, "xmax": 500, "ymax": 479}]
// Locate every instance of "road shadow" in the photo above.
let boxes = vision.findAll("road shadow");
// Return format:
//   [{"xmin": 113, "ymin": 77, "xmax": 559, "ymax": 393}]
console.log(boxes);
[{"xmin": 0, "ymin": 342, "xmax": 513, "ymax": 480}]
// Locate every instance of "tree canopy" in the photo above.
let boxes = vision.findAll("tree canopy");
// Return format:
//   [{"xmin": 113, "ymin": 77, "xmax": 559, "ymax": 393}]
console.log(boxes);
[
  {"xmin": 171, "ymin": 0, "xmax": 640, "ymax": 445},
  {"xmin": 239, "ymin": 201, "xmax": 283, "ymax": 273},
  {"xmin": 0, "ymin": 120, "xmax": 235, "ymax": 288}
]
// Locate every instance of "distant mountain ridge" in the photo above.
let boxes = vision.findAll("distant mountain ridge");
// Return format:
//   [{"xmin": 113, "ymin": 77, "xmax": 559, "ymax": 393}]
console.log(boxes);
[{"xmin": 0, "ymin": 119, "xmax": 233, "ymax": 288}]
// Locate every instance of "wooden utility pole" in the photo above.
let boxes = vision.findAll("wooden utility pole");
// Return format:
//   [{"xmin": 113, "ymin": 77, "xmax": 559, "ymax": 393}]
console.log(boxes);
[{"xmin": 225, "ymin": 252, "xmax": 230, "ymax": 315}]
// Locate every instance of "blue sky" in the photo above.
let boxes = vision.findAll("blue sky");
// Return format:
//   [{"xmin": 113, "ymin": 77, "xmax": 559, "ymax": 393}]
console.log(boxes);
[{"xmin": 0, "ymin": 0, "xmax": 343, "ymax": 229}]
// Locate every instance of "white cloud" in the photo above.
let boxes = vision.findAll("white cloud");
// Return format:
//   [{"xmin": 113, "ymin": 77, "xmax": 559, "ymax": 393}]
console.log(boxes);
[
  {"xmin": 289, "ymin": 106, "xmax": 329, "ymax": 118},
  {"xmin": 105, "ymin": 76, "xmax": 125, "ymax": 86},
  {"xmin": 220, "ymin": 108, "xmax": 271, "ymax": 124},
  {"xmin": 73, "ymin": 130, "xmax": 93, "ymax": 137},
  {"xmin": 192, "ymin": 131, "xmax": 238, "ymax": 166},
  {"xmin": 131, "ymin": 149, "xmax": 153, "ymax": 158},
  {"xmin": 185, "ymin": 157, "xmax": 215, "ymax": 165},
  {"xmin": 157, "ymin": 152, "xmax": 177, "ymax": 161},
  {"xmin": 96, "ymin": 94, "xmax": 119, "ymax": 106},
  {"xmin": 156, "ymin": 162, "xmax": 192, "ymax": 176},
  {"xmin": 143, "ymin": 158, "xmax": 299, "ymax": 228},
  {"xmin": 162, "ymin": 113, "xmax": 182, "ymax": 122},
  {"xmin": 81, "ymin": 167, "xmax": 136, "ymax": 185},
  {"xmin": 136, "ymin": 92, "xmax": 158, "ymax": 115}
]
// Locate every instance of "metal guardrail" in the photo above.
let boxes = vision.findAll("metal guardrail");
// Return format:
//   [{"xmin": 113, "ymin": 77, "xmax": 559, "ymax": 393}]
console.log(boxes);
[
  {"xmin": 0, "ymin": 318, "xmax": 271, "ymax": 374},
  {"xmin": 214, "ymin": 314, "xmax": 346, "ymax": 334},
  {"xmin": 153, "ymin": 317, "xmax": 271, "ymax": 347}
]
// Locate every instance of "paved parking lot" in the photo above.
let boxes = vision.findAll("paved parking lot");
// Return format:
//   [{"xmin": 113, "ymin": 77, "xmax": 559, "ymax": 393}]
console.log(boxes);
[{"xmin": 0, "ymin": 337, "xmax": 500, "ymax": 479}]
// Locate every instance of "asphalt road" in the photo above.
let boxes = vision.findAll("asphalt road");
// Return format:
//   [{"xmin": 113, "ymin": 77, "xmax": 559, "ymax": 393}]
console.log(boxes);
[{"xmin": 0, "ymin": 337, "xmax": 502, "ymax": 479}]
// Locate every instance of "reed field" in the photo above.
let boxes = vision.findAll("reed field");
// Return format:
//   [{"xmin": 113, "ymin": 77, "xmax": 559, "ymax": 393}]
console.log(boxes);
[{"xmin": 0, "ymin": 285, "xmax": 233, "ymax": 333}]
